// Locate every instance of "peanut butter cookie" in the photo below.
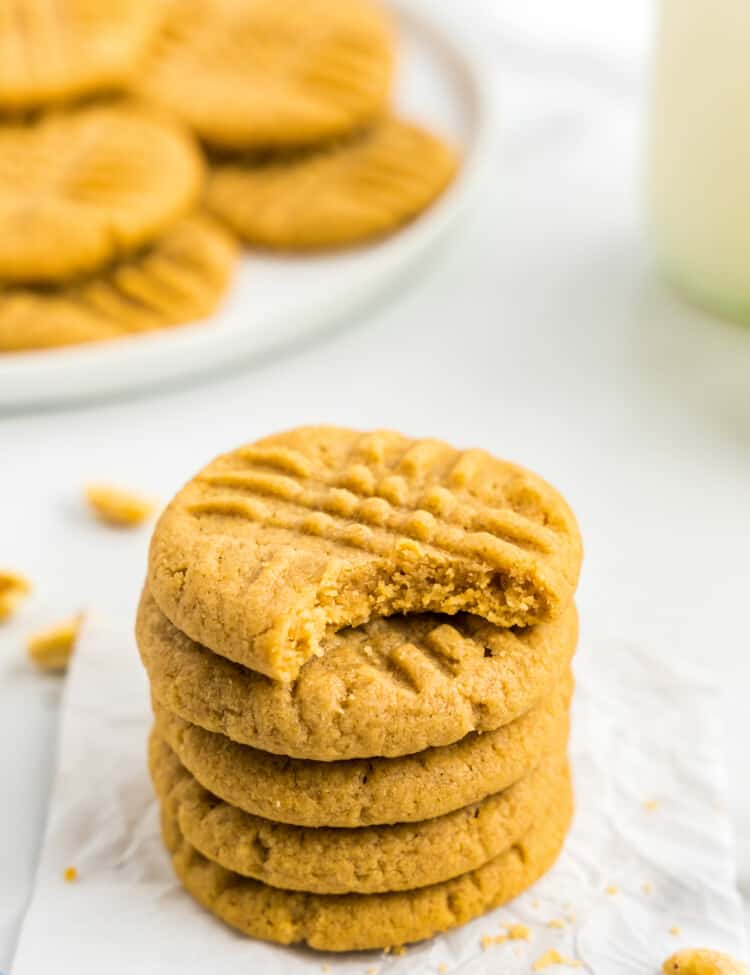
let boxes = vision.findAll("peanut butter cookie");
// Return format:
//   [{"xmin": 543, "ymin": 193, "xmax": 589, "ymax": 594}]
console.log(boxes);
[
  {"xmin": 138, "ymin": 588, "xmax": 577, "ymax": 759},
  {"xmin": 136, "ymin": 0, "xmax": 394, "ymax": 150},
  {"xmin": 151, "ymin": 731, "xmax": 569, "ymax": 895},
  {"xmin": 0, "ymin": 0, "xmax": 160, "ymax": 111},
  {"xmin": 206, "ymin": 118, "xmax": 458, "ymax": 249},
  {"xmin": 0, "ymin": 105, "xmax": 203, "ymax": 285},
  {"xmin": 0, "ymin": 214, "xmax": 237, "ymax": 351},
  {"xmin": 153, "ymin": 675, "xmax": 571, "ymax": 827},
  {"xmin": 161, "ymin": 781, "xmax": 573, "ymax": 951},
  {"xmin": 146, "ymin": 426, "xmax": 582, "ymax": 681}
]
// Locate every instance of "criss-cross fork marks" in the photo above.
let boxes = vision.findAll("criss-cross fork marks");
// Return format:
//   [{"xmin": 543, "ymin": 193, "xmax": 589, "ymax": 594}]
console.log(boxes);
[
  {"xmin": 0, "ymin": 217, "xmax": 236, "ymax": 347},
  {"xmin": 350, "ymin": 619, "xmax": 486, "ymax": 694},
  {"xmin": 188, "ymin": 433, "xmax": 560, "ymax": 580}
]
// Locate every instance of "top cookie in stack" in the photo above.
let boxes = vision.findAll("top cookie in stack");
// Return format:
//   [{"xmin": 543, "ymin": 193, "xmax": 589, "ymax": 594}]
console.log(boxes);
[
  {"xmin": 147, "ymin": 426, "xmax": 582, "ymax": 681},
  {"xmin": 138, "ymin": 426, "xmax": 583, "ymax": 952}
]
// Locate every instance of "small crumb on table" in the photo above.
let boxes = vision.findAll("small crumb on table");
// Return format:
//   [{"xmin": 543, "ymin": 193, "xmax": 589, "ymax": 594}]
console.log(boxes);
[
  {"xmin": 605, "ymin": 885, "xmax": 620, "ymax": 895},
  {"xmin": 481, "ymin": 934, "xmax": 507, "ymax": 950},
  {"xmin": 504, "ymin": 923, "xmax": 531, "ymax": 941},
  {"xmin": 27, "ymin": 615, "xmax": 82, "ymax": 671},
  {"xmin": 644, "ymin": 799, "xmax": 660, "ymax": 812},
  {"xmin": 0, "ymin": 570, "xmax": 31, "ymax": 621},
  {"xmin": 85, "ymin": 483, "xmax": 156, "ymax": 527},
  {"xmin": 63, "ymin": 866, "xmax": 78, "ymax": 882},
  {"xmin": 548, "ymin": 918, "xmax": 566, "ymax": 929},
  {"xmin": 533, "ymin": 948, "xmax": 583, "ymax": 970},
  {"xmin": 670, "ymin": 926, "xmax": 682, "ymax": 936}
]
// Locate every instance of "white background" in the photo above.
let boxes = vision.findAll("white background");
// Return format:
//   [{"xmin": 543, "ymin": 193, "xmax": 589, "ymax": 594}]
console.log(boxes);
[{"xmin": 2, "ymin": 0, "xmax": 750, "ymax": 963}]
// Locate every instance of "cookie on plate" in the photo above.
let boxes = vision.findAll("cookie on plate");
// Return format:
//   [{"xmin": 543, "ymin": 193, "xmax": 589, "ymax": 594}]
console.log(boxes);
[
  {"xmin": 136, "ymin": 0, "xmax": 394, "ymax": 150},
  {"xmin": 138, "ymin": 588, "xmax": 577, "ymax": 759},
  {"xmin": 0, "ymin": 214, "xmax": 237, "ymax": 352},
  {"xmin": 0, "ymin": 0, "xmax": 160, "ymax": 111},
  {"xmin": 151, "ymin": 731, "xmax": 569, "ymax": 895},
  {"xmin": 0, "ymin": 104, "xmax": 203, "ymax": 284},
  {"xmin": 146, "ymin": 426, "xmax": 583, "ymax": 681},
  {"xmin": 161, "ymin": 779, "xmax": 573, "ymax": 951},
  {"xmin": 206, "ymin": 118, "xmax": 458, "ymax": 249},
  {"xmin": 152, "ymin": 675, "xmax": 571, "ymax": 827}
]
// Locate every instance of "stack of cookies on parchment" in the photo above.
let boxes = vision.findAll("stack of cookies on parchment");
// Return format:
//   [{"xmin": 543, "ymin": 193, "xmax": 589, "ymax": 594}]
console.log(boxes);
[{"xmin": 136, "ymin": 426, "xmax": 583, "ymax": 952}]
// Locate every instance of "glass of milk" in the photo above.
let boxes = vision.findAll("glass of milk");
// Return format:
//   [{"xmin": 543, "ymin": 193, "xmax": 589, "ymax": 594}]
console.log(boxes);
[{"xmin": 648, "ymin": 0, "xmax": 750, "ymax": 323}]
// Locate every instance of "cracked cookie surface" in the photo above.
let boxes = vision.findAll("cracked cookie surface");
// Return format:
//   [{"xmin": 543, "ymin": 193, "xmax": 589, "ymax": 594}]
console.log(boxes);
[
  {"xmin": 146, "ymin": 426, "xmax": 582, "ymax": 681},
  {"xmin": 0, "ymin": 104, "xmax": 203, "ymax": 285},
  {"xmin": 153, "ymin": 675, "xmax": 571, "ymax": 827},
  {"xmin": 161, "ymin": 780, "xmax": 573, "ymax": 951},
  {"xmin": 136, "ymin": 0, "xmax": 394, "ymax": 150},
  {"xmin": 138, "ymin": 588, "xmax": 577, "ymax": 759},
  {"xmin": 151, "ymin": 730, "xmax": 569, "ymax": 895}
]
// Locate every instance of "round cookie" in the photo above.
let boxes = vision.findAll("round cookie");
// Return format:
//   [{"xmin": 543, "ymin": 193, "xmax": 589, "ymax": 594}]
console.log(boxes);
[
  {"xmin": 205, "ymin": 117, "xmax": 458, "ymax": 250},
  {"xmin": 138, "ymin": 588, "xmax": 577, "ymax": 759},
  {"xmin": 0, "ymin": 0, "xmax": 160, "ymax": 111},
  {"xmin": 0, "ymin": 104, "xmax": 203, "ymax": 284},
  {"xmin": 153, "ymin": 675, "xmax": 572, "ymax": 827},
  {"xmin": 161, "ymin": 781, "xmax": 573, "ymax": 951},
  {"xmin": 137, "ymin": 0, "xmax": 394, "ymax": 150},
  {"xmin": 0, "ymin": 214, "xmax": 237, "ymax": 352},
  {"xmin": 151, "ymin": 729, "xmax": 568, "ymax": 895},
  {"xmin": 146, "ymin": 425, "xmax": 583, "ymax": 680}
]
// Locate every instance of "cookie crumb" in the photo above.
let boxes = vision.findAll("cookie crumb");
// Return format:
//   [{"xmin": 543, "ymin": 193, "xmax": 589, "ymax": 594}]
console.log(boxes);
[
  {"xmin": 670, "ymin": 927, "xmax": 682, "ymax": 936},
  {"xmin": 643, "ymin": 883, "xmax": 654, "ymax": 894},
  {"xmin": 605, "ymin": 885, "xmax": 620, "ymax": 895},
  {"xmin": 533, "ymin": 949, "xmax": 583, "ymax": 970},
  {"xmin": 662, "ymin": 948, "xmax": 750, "ymax": 974},
  {"xmin": 481, "ymin": 934, "xmax": 508, "ymax": 950},
  {"xmin": 0, "ymin": 570, "xmax": 31, "ymax": 621},
  {"xmin": 63, "ymin": 866, "xmax": 78, "ymax": 882},
  {"xmin": 85, "ymin": 483, "xmax": 156, "ymax": 527},
  {"xmin": 644, "ymin": 799, "xmax": 660, "ymax": 811},
  {"xmin": 548, "ymin": 918, "xmax": 566, "ymax": 929},
  {"xmin": 438, "ymin": 966, "xmax": 449, "ymax": 974},
  {"xmin": 504, "ymin": 923, "xmax": 531, "ymax": 941},
  {"xmin": 383, "ymin": 945, "xmax": 406, "ymax": 957},
  {"xmin": 27, "ymin": 615, "xmax": 82, "ymax": 671}
]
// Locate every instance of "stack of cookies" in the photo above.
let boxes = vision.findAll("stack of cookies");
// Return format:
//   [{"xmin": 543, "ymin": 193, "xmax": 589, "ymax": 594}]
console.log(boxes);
[
  {"xmin": 135, "ymin": 0, "xmax": 458, "ymax": 252},
  {"xmin": 137, "ymin": 426, "xmax": 583, "ymax": 952}
]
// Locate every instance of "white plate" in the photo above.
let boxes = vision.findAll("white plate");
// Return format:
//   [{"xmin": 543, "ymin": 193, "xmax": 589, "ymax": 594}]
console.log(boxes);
[{"xmin": 0, "ymin": 0, "xmax": 497, "ymax": 408}]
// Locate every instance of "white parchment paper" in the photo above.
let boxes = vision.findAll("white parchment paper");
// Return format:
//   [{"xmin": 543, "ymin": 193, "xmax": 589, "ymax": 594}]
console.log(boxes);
[{"xmin": 11, "ymin": 617, "xmax": 748, "ymax": 974}]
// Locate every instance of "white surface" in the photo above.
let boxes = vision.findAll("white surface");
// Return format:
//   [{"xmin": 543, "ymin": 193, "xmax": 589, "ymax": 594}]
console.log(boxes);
[
  {"xmin": 0, "ymin": 0, "xmax": 496, "ymax": 408},
  {"xmin": 2, "ymin": 0, "xmax": 750, "ymax": 964},
  {"xmin": 11, "ymin": 617, "xmax": 748, "ymax": 974}
]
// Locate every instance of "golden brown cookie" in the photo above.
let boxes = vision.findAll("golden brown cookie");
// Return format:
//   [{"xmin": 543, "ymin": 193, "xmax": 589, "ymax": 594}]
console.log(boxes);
[
  {"xmin": 153, "ymin": 675, "xmax": 571, "ymax": 827},
  {"xmin": 136, "ymin": 0, "xmax": 394, "ymax": 150},
  {"xmin": 146, "ymin": 426, "xmax": 583, "ymax": 681},
  {"xmin": 160, "ymin": 780, "xmax": 573, "ymax": 951},
  {"xmin": 138, "ymin": 588, "xmax": 577, "ymax": 759},
  {"xmin": 205, "ymin": 117, "xmax": 458, "ymax": 249},
  {"xmin": 0, "ymin": 0, "xmax": 160, "ymax": 111},
  {"xmin": 151, "ymin": 731, "xmax": 568, "ymax": 895},
  {"xmin": 0, "ymin": 214, "xmax": 237, "ymax": 351},
  {"xmin": 0, "ymin": 104, "xmax": 203, "ymax": 285}
]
